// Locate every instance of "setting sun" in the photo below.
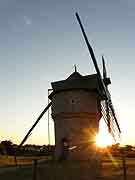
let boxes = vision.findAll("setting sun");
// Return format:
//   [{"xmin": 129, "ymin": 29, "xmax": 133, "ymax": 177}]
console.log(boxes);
[{"xmin": 95, "ymin": 133, "xmax": 114, "ymax": 148}]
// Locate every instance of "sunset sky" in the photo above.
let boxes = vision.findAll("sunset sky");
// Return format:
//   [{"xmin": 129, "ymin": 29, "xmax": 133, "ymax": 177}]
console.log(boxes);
[{"xmin": 0, "ymin": 0, "xmax": 135, "ymax": 145}]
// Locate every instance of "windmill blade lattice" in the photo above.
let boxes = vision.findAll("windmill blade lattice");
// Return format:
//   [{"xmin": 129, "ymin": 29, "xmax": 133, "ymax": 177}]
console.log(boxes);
[{"xmin": 101, "ymin": 100, "xmax": 120, "ymax": 141}]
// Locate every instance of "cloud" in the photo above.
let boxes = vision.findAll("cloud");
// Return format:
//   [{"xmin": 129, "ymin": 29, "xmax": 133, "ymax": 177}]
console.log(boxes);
[{"xmin": 23, "ymin": 16, "xmax": 32, "ymax": 25}]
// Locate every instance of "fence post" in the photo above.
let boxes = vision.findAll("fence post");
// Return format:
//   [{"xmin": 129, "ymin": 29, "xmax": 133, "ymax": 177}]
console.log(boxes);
[
  {"xmin": 32, "ymin": 159, "xmax": 38, "ymax": 180},
  {"xmin": 14, "ymin": 155, "xmax": 18, "ymax": 167},
  {"xmin": 121, "ymin": 150, "xmax": 127, "ymax": 180}
]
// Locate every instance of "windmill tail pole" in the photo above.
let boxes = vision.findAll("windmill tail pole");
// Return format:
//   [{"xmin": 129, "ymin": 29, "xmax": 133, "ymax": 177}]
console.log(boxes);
[{"xmin": 18, "ymin": 101, "xmax": 52, "ymax": 149}]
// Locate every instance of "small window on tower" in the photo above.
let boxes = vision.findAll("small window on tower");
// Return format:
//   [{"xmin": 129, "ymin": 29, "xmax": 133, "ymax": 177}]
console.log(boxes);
[
  {"xmin": 71, "ymin": 98, "xmax": 80, "ymax": 104},
  {"xmin": 71, "ymin": 99, "xmax": 75, "ymax": 104}
]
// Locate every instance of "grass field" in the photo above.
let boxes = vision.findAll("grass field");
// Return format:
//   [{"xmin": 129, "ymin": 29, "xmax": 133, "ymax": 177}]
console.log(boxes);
[
  {"xmin": 0, "ymin": 155, "xmax": 135, "ymax": 180},
  {"xmin": 0, "ymin": 155, "xmax": 50, "ymax": 167}
]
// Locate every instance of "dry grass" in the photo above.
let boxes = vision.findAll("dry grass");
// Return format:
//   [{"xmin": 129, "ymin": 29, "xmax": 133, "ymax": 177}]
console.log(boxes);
[
  {"xmin": 102, "ymin": 157, "xmax": 135, "ymax": 180},
  {"xmin": 0, "ymin": 155, "xmax": 50, "ymax": 167},
  {"xmin": 0, "ymin": 156, "xmax": 135, "ymax": 180},
  {"xmin": 0, "ymin": 160, "xmax": 100, "ymax": 180}
]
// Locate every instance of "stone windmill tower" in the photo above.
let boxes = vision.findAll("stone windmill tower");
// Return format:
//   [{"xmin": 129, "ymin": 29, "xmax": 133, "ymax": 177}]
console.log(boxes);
[{"xmin": 49, "ymin": 69, "xmax": 103, "ymax": 160}]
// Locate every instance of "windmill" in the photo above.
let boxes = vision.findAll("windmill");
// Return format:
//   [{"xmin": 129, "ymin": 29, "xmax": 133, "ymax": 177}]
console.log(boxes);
[
  {"xmin": 17, "ymin": 12, "xmax": 121, "ymax": 161},
  {"xmin": 75, "ymin": 12, "xmax": 121, "ymax": 142}
]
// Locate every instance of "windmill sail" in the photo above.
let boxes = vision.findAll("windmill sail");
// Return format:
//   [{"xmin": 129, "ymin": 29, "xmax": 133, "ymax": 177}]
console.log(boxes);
[
  {"xmin": 102, "ymin": 56, "xmax": 107, "ymax": 80},
  {"xmin": 75, "ymin": 12, "xmax": 121, "ymax": 141},
  {"xmin": 102, "ymin": 56, "xmax": 111, "ymax": 133}
]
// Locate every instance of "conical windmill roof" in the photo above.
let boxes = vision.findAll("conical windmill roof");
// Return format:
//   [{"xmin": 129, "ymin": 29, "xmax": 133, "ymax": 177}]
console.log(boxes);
[
  {"xmin": 49, "ymin": 70, "xmax": 104, "ymax": 100},
  {"xmin": 66, "ymin": 71, "xmax": 83, "ymax": 80}
]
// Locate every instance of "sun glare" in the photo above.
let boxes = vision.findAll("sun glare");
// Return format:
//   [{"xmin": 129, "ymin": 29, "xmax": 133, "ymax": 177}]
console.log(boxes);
[{"xmin": 95, "ymin": 133, "xmax": 114, "ymax": 148}]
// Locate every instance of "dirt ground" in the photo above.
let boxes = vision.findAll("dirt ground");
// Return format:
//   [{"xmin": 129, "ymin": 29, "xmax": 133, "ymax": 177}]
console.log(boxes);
[{"xmin": 0, "ymin": 157, "xmax": 135, "ymax": 180}]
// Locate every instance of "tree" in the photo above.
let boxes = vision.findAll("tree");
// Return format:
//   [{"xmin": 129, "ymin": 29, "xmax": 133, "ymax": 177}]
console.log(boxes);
[
  {"xmin": 0, "ymin": 143, "xmax": 6, "ymax": 154},
  {"xmin": 1, "ymin": 140, "xmax": 14, "ymax": 155}
]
